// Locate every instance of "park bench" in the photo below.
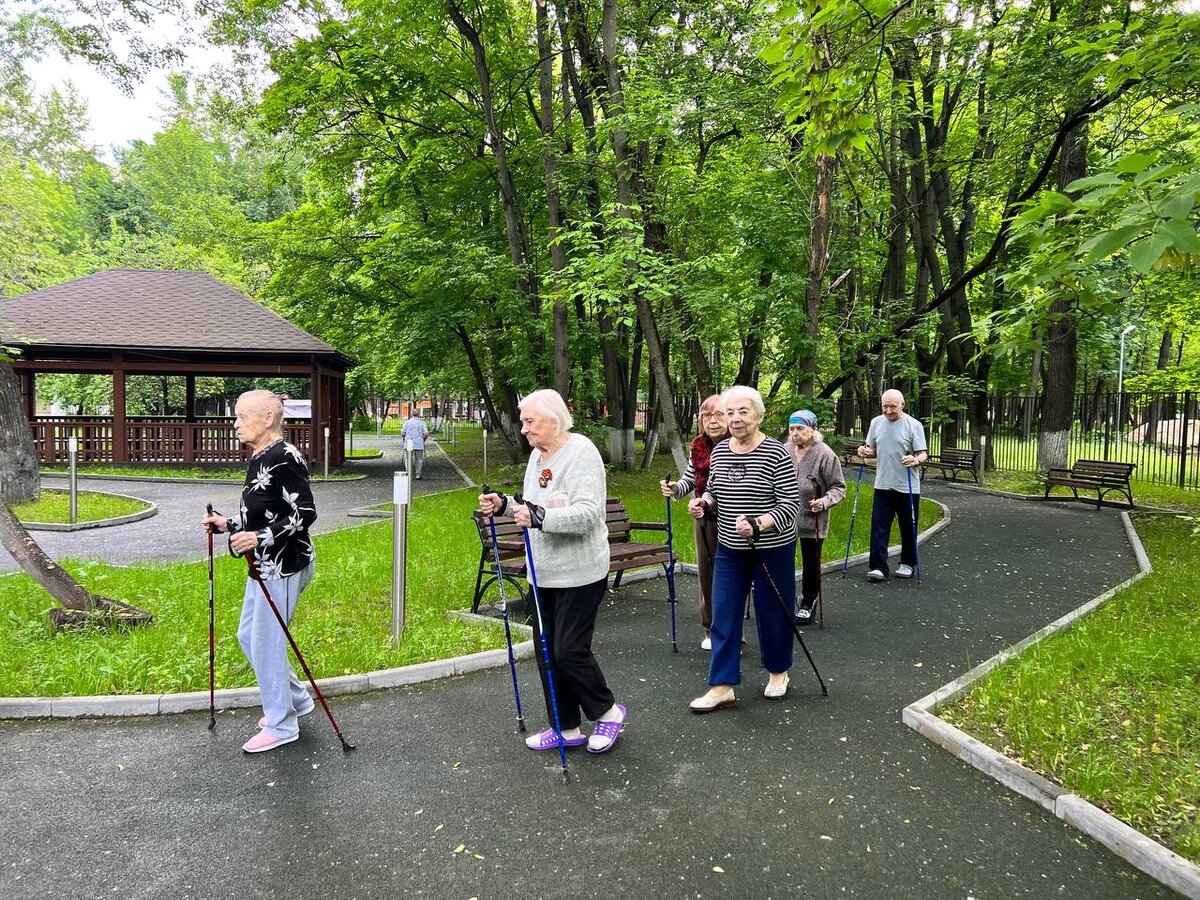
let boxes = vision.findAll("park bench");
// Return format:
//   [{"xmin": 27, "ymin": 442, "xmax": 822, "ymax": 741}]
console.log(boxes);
[
  {"xmin": 470, "ymin": 497, "xmax": 678, "ymax": 613},
  {"xmin": 920, "ymin": 447, "xmax": 980, "ymax": 484},
  {"xmin": 839, "ymin": 439, "xmax": 868, "ymax": 466},
  {"xmin": 1042, "ymin": 459, "xmax": 1136, "ymax": 509}
]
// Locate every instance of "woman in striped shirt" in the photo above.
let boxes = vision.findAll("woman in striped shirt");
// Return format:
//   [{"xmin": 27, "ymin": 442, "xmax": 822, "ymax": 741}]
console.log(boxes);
[{"xmin": 686, "ymin": 386, "xmax": 800, "ymax": 711}]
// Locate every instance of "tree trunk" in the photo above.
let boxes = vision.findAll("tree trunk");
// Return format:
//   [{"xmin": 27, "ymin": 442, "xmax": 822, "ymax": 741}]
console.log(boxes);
[
  {"xmin": 535, "ymin": 0, "xmax": 570, "ymax": 397},
  {"xmin": 799, "ymin": 151, "xmax": 836, "ymax": 400},
  {"xmin": 600, "ymin": 0, "xmax": 686, "ymax": 474},
  {"xmin": 0, "ymin": 358, "xmax": 150, "ymax": 624},
  {"xmin": 1037, "ymin": 118, "xmax": 1088, "ymax": 471}
]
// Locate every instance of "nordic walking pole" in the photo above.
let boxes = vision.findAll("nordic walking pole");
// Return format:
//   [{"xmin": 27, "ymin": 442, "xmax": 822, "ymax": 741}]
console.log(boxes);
[
  {"xmin": 241, "ymin": 556, "xmax": 356, "ymax": 752},
  {"xmin": 205, "ymin": 503, "xmax": 216, "ymax": 730},
  {"xmin": 841, "ymin": 461, "xmax": 864, "ymax": 578},
  {"xmin": 514, "ymin": 493, "xmax": 570, "ymax": 784},
  {"xmin": 747, "ymin": 521, "xmax": 828, "ymax": 696},
  {"xmin": 807, "ymin": 476, "xmax": 826, "ymax": 629},
  {"xmin": 482, "ymin": 484, "xmax": 526, "ymax": 732},
  {"xmin": 663, "ymin": 473, "xmax": 679, "ymax": 653},
  {"xmin": 906, "ymin": 466, "xmax": 923, "ymax": 587}
]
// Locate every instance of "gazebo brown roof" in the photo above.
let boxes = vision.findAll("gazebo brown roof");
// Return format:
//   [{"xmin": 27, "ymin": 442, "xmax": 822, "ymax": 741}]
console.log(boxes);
[{"xmin": 2, "ymin": 269, "xmax": 354, "ymax": 466}]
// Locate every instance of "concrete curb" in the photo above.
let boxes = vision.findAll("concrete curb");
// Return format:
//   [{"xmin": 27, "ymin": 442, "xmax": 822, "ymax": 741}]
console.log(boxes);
[
  {"xmin": 903, "ymin": 511, "xmax": 1200, "ymax": 899},
  {"xmin": 0, "ymin": 612, "xmax": 534, "ymax": 721},
  {"xmin": 22, "ymin": 490, "xmax": 158, "ymax": 532}
]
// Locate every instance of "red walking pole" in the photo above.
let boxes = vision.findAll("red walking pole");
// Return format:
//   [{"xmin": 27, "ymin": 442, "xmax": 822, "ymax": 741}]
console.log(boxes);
[{"xmin": 205, "ymin": 504, "xmax": 216, "ymax": 730}]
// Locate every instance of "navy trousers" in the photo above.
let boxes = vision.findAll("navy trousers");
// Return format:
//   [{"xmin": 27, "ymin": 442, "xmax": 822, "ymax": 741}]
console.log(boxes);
[
  {"xmin": 708, "ymin": 541, "xmax": 796, "ymax": 685},
  {"xmin": 867, "ymin": 488, "xmax": 919, "ymax": 576}
]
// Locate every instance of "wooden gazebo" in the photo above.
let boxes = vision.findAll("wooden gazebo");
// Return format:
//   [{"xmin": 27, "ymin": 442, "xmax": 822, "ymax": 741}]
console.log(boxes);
[{"xmin": 1, "ymin": 269, "xmax": 355, "ymax": 466}]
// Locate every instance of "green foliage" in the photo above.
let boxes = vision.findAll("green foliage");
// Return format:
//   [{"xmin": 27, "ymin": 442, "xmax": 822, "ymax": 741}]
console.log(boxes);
[{"xmin": 942, "ymin": 513, "xmax": 1200, "ymax": 862}]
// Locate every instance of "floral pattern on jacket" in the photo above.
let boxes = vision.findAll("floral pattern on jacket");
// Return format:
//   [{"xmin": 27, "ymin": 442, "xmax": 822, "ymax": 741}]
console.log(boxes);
[{"xmin": 228, "ymin": 440, "xmax": 316, "ymax": 577}]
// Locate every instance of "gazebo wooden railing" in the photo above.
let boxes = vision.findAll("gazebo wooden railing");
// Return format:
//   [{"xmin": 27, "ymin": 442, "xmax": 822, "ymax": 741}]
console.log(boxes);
[{"xmin": 31, "ymin": 417, "xmax": 314, "ymax": 464}]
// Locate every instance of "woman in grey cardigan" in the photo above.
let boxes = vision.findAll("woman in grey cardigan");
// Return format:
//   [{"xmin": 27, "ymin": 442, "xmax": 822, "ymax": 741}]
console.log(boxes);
[
  {"xmin": 478, "ymin": 389, "xmax": 627, "ymax": 754},
  {"xmin": 788, "ymin": 410, "xmax": 845, "ymax": 624}
]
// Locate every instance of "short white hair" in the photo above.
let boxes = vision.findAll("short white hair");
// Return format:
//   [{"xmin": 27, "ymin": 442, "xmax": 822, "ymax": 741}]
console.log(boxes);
[
  {"xmin": 519, "ymin": 389, "xmax": 573, "ymax": 435},
  {"xmin": 722, "ymin": 385, "xmax": 765, "ymax": 420},
  {"xmin": 882, "ymin": 389, "xmax": 905, "ymax": 407}
]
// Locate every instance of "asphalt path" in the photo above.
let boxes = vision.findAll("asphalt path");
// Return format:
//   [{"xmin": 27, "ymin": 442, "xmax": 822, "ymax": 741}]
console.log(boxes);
[{"xmin": 0, "ymin": 479, "xmax": 1175, "ymax": 899}]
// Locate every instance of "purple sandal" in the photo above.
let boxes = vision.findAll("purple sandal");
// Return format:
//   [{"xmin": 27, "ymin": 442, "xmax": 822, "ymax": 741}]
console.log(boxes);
[
  {"xmin": 525, "ymin": 728, "xmax": 586, "ymax": 751},
  {"xmin": 587, "ymin": 704, "xmax": 628, "ymax": 754}
]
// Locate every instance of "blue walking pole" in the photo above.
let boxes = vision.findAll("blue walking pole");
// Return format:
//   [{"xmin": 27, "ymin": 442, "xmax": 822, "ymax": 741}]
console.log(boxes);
[
  {"xmin": 841, "ymin": 462, "xmax": 865, "ymax": 578},
  {"xmin": 483, "ymin": 485, "xmax": 525, "ymax": 733},
  {"xmin": 663, "ymin": 472, "xmax": 679, "ymax": 653},
  {"xmin": 514, "ymin": 492, "xmax": 570, "ymax": 783},
  {"xmin": 906, "ymin": 466, "xmax": 923, "ymax": 587}
]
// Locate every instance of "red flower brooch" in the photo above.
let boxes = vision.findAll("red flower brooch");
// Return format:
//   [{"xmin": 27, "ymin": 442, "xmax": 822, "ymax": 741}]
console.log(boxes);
[{"xmin": 538, "ymin": 467, "xmax": 553, "ymax": 488}]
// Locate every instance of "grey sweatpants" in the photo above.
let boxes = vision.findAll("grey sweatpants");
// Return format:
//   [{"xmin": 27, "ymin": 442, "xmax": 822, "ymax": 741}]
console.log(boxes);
[{"xmin": 238, "ymin": 563, "xmax": 315, "ymax": 738}]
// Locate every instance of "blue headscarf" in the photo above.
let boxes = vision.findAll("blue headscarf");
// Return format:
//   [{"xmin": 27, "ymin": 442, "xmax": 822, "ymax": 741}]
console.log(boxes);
[{"xmin": 788, "ymin": 409, "xmax": 817, "ymax": 428}]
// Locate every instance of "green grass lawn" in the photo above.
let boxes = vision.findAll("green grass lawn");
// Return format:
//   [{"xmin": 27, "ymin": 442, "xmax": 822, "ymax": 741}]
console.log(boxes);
[
  {"xmin": 940, "ymin": 503, "xmax": 1200, "ymax": 863},
  {"xmin": 1, "ymin": 437, "xmax": 940, "ymax": 697},
  {"xmin": 0, "ymin": 493, "xmax": 508, "ymax": 697},
  {"xmin": 13, "ymin": 490, "xmax": 149, "ymax": 524}
]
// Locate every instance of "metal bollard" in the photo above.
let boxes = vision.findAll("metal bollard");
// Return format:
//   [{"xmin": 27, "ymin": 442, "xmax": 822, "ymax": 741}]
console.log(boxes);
[
  {"xmin": 323, "ymin": 426, "xmax": 330, "ymax": 480},
  {"xmin": 482, "ymin": 427, "xmax": 488, "ymax": 475},
  {"xmin": 392, "ymin": 469, "xmax": 410, "ymax": 643},
  {"xmin": 68, "ymin": 436, "xmax": 79, "ymax": 524},
  {"xmin": 349, "ymin": 422, "xmax": 354, "ymax": 458}
]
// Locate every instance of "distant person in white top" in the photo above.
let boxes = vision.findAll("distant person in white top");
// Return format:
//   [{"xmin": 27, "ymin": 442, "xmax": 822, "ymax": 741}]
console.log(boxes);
[
  {"xmin": 401, "ymin": 409, "xmax": 430, "ymax": 479},
  {"xmin": 478, "ymin": 389, "xmax": 627, "ymax": 755},
  {"xmin": 857, "ymin": 389, "xmax": 927, "ymax": 582}
]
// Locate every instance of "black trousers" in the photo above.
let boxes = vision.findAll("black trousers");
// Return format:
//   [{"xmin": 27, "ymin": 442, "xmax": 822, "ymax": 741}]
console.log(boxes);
[
  {"xmin": 529, "ymin": 577, "xmax": 615, "ymax": 731},
  {"xmin": 868, "ymin": 488, "xmax": 919, "ymax": 576},
  {"xmin": 799, "ymin": 536, "xmax": 823, "ymax": 603}
]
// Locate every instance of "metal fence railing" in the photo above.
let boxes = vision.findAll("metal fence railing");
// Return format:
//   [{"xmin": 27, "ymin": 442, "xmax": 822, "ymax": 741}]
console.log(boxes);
[{"xmin": 840, "ymin": 391, "xmax": 1199, "ymax": 490}]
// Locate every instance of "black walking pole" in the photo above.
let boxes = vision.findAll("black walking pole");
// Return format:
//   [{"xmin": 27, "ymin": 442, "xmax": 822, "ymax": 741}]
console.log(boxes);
[
  {"xmin": 663, "ymin": 473, "xmax": 679, "ymax": 653},
  {"xmin": 906, "ymin": 467, "xmax": 923, "ymax": 587},
  {"xmin": 482, "ymin": 485, "xmax": 526, "ymax": 733},
  {"xmin": 240, "ymin": 555, "xmax": 356, "ymax": 752},
  {"xmin": 514, "ymin": 493, "xmax": 571, "ymax": 784},
  {"xmin": 747, "ymin": 521, "xmax": 828, "ymax": 696},
  {"xmin": 205, "ymin": 504, "xmax": 216, "ymax": 729},
  {"xmin": 807, "ymin": 476, "xmax": 826, "ymax": 629},
  {"xmin": 841, "ymin": 461, "xmax": 864, "ymax": 578}
]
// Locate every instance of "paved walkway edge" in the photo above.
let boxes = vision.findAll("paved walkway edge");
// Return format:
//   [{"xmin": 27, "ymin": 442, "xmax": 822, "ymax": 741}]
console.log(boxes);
[
  {"xmin": 903, "ymin": 511, "xmax": 1200, "ymax": 900},
  {"xmin": 0, "ymin": 613, "xmax": 536, "ymax": 721},
  {"xmin": 0, "ymin": 498, "xmax": 950, "ymax": 719}
]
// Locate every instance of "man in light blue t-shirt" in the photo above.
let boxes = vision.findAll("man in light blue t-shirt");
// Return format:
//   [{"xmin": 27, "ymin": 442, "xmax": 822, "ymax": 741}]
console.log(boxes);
[
  {"xmin": 401, "ymin": 409, "xmax": 430, "ymax": 479},
  {"xmin": 857, "ymin": 389, "xmax": 927, "ymax": 581}
]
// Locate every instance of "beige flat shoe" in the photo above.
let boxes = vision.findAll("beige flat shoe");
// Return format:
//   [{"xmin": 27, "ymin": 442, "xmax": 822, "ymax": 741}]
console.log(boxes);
[
  {"xmin": 763, "ymin": 674, "xmax": 790, "ymax": 699},
  {"xmin": 689, "ymin": 689, "xmax": 736, "ymax": 714}
]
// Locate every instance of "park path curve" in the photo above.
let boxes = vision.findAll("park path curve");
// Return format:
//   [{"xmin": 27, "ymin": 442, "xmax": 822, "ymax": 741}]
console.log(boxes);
[{"xmin": 0, "ymin": 481, "xmax": 1177, "ymax": 899}]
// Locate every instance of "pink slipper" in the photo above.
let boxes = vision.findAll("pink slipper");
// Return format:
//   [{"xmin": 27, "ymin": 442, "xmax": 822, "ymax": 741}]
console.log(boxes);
[{"xmin": 242, "ymin": 730, "xmax": 299, "ymax": 754}]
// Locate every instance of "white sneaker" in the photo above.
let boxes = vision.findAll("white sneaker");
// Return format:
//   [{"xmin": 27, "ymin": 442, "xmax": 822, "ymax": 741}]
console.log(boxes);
[
  {"xmin": 896, "ymin": 564, "xmax": 914, "ymax": 579},
  {"xmin": 867, "ymin": 569, "xmax": 886, "ymax": 581},
  {"xmin": 701, "ymin": 636, "xmax": 712, "ymax": 651}
]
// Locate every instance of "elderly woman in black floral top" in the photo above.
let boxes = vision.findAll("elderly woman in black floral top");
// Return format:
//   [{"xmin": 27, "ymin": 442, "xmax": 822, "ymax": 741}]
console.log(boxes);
[{"xmin": 203, "ymin": 390, "xmax": 317, "ymax": 754}]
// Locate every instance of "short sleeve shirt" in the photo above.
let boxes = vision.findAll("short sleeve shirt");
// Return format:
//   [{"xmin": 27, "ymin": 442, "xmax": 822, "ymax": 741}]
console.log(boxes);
[{"xmin": 864, "ymin": 414, "xmax": 928, "ymax": 493}]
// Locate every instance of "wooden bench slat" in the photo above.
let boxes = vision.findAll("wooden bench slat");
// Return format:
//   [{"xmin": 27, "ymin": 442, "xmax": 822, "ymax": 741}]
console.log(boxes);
[
  {"xmin": 471, "ymin": 498, "xmax": 677, "ymax": 612},
  {"xmin": 1042, "ymin": 459, "xmax": 1135, "ymax": 509},
  {"xmin": 920, "ymin": 446, "xmax": 980, "ymax": 484}
]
